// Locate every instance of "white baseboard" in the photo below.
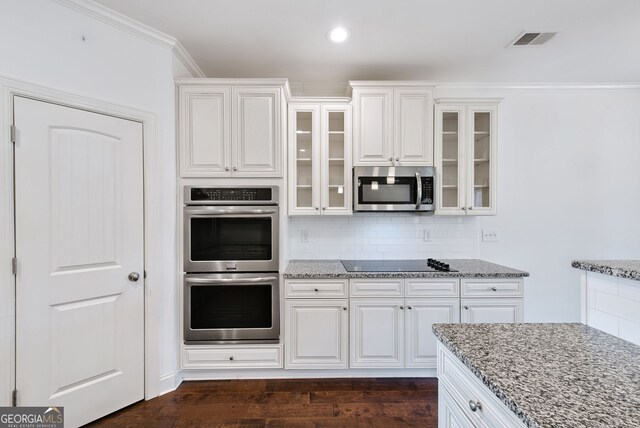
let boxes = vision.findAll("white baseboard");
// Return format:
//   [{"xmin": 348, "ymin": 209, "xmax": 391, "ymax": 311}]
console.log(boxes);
[{"xmin": 158, "ymin": 371, "xmax": 183, "ymax": 396}]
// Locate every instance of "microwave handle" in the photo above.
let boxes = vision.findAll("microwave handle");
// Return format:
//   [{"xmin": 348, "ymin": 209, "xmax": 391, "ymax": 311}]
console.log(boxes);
[{"xmin": 415, "ymin": 171, "xmax": 422, "ymax": 210}]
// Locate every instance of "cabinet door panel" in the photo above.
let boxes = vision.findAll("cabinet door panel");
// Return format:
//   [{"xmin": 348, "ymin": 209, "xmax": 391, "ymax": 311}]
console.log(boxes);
[
  {"xmin": 233, "ymin": 87, "xmax": 281, "ymax": 177},
  {"xmin": 434, "ymin": 105, "xmax": 465, "ymax": 215},
  {"xmin": 466, "ymin": 105, "xmax": 497, "ymax": 215},
  {"xmin": 353, "ymin": 88, "xmax": 393, "ymax": 165},
  {"xmin": 288, "ymin": 104, "xmax": 320, "ymax": 215},
  {"xmin": 461, "ymin": 299, "xmax": 522, "ymax": 323},
  {"xmin": 406, "ymin": 298, "xmax": 460, "ymax": 368},
  {"xmin": 350, "ymin": 298, "xmax": 404, "ymax": 368},
  {"xmin": 285, "ymin": 299, "xmax": 348, "ymax": 369},
  {"xmin": 179, "ymin": 86, "xmax": 231, "ymax": 177},
  {"xmin": 394, "ymin": 89, "xmax": 433, "ymax": 165},
  {"xmin": 321, "ymin": 105, "xmax": 352, "ymax": 215}
]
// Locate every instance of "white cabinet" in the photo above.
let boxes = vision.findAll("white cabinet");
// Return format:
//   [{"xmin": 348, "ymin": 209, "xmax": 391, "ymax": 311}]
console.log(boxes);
[
  {"xmin": 460, "ymin": 278, "xmax": 524, "ymax": 323},
  {"xmin": 350, "ymin": 298, "xmax": 405, "ymax": 368},
  {"xmin": 182, "ymin": 345, "xmax": 283, "ymax": 369},
  {"xmin": 352, "ymin": 83, "xmax": 433, "ymax": 166},
  {"xmin": 285, "ymin": 299, "xmax": 349, "ymax": 369},
  {"xmin": 178, "ymin": 80, "xmax": 286, "ymax": 177},
  {"xmin": 350, "ymin": 279, "xmax": 460, "ymax": 369},
  {"xmin": 406, "ymin": 298, "xmax": 459, "ymax": 368},
  {"xmin": 288, "ymin": 101, "xmax": 352, "ymax": 215},
  {"xmin": 437, "ymin": 342, "xmax": 526, "ymax": 428},
  {"xmin": 284, "ymin": 279, "xmax": 349, "ymax": 369},
  {"xmin": 434, "ymin": 100, "xmax": 500, "ymax": 215}
]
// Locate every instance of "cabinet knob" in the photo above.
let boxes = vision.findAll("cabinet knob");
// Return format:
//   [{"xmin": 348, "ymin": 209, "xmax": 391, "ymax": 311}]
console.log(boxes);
[
  {"xmin": 491, "ymin": 287, "xmax": 497, "ymax": 291},
  {"xmin": 322, "ymin": 207, "xmax": 326, "ymax": 211},
  {"xmin": 407, "ymin": 306, "xmax": 412, "ymax": 310},
  {"xmin": 314, "ymin": 207, "xmax": 319, "ymax": 211},
  {"xmin": 468, "ymin": 206, "xmax": 473, "ymax": 210},
  {"xmin": 343, "ymin": 307, "xmax": 347, "ymax": 311},
  {"xmin": 233, "ymin": 166, "xmax": 238, "ymax": 171},
  {"xmin": 314, "ymin": 288, "xmax": 319, "ymax": 292},
  {"xmin": 468, "ymin": 400, "xmax": 481, "ymax": 412},
  {"xmin": 225, "ymin": 167, "xmax": 229, "ymax": 171},
  {"xmin": 229, "ymin": 356, "xmax": 234, "ymax": 361},
  {"xmin": 464, "ymin": 305, "xmax": 470, "ymax": 310},
  {"xmin": 461, "ymin": 207, "xmax": 467, "ymax": 211},
  {"xmin": 400, "ymin": 305, "xmax": 404, "ymax": 310},
  {"xmin": 389, "ymin": 157, "xmax": 393, "ymax": 162},
  {"xmin": 395, "ymin": 157, "xmax": 399, "ymax": 162}
]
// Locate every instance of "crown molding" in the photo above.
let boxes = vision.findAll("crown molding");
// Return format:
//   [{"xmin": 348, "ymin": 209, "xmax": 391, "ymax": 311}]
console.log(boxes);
[{"xmin": 52, "ymin": 0, "xmax": 205, "ymax": 77}]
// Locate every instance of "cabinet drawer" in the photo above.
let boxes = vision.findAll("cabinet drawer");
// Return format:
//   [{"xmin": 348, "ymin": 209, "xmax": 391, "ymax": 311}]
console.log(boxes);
[
  {"xmin": 350, "ymin": 278, "xmax": 404, "ymax": 297},
  {"xmin": 285, "ymin": 279, "xmax": 348, "ymax": 298},
  {"xmin": 182, "ymin": 345, "xmax": 283, "ymax": 369},
  {"xmin": 438, "ymin": 343, "xmax": 526, "ymax": 428},
  {"xmin": 461, "ymin": 279, "xmax": 523, "ymax": 297},
  {"xmin": 405, "ymin": 278, "xmax": 459, "ymax": 297}
]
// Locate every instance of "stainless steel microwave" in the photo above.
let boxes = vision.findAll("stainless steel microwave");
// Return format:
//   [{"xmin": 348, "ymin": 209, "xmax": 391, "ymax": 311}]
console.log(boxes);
[{"xmin": 353, "ymin": 166, "xmax": 435, "ymax": 212}]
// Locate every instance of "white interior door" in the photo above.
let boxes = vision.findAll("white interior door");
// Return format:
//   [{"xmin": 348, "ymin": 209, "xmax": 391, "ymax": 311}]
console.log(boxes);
[{"xmin": 14, "ymin": 96, "xmax": 144, "ymax": 427}]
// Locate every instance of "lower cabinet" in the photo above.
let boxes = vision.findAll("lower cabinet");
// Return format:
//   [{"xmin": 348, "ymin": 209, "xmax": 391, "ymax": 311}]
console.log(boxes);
[
  {"xmin": 285, "ymin": 299, "xmax": 349, "ymax": 369},
  {"xmin": 437, "ymin": 342, "xmax": 526, "ymax": 427},
  {"xmin": 284, "ymin": 277, "xmax": 523, "ymax": 371}
]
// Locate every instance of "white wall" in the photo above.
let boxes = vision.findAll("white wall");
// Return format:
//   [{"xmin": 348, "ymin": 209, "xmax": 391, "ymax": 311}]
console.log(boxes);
[
  {"xmin": 0, "ymin": 0, "xmax": 194, "ymax": 404},
  {"xmin": 290, "ymin": 87, "xmax": 640, "ymax": 323}
]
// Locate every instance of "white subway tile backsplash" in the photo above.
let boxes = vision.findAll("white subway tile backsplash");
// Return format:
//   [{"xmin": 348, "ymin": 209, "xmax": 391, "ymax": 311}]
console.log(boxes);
[
  {"xmin": 288, "ymin": 213, "xmax": 479, "ymax": 260},
  {"xmin": 586, "ymin": 273, "xmax": 640, "ymax": 347}
]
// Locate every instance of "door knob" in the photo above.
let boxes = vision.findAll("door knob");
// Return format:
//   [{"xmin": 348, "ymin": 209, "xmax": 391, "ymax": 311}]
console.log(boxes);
[{"xmin": 128, "ymin": 272, "xmax": 140, "ymax": 282}]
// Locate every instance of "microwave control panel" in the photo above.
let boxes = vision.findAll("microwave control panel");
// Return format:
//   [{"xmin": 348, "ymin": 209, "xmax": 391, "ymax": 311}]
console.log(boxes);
[{"xmin": 421, "ymin": 177, "xmax": 434, "ymax": 204}]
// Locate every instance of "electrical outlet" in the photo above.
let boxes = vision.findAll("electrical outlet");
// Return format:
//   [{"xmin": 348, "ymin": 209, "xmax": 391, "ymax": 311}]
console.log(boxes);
[
  {"xmin": 423, "ymin": 228, "xmax": 432, "ymax": 242},
  {"xmin": 300, "ymin": 229, "xmax": 309, "ymax": 243},
  {"xmin": 482, "ymin": 229, "xmax": 500, "ymax": 242}
]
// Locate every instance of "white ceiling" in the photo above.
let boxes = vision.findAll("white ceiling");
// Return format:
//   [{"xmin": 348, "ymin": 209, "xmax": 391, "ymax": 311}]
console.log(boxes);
[{"xmin": 94, "ymin": 0, "xmax": 640, "ymax": 85}]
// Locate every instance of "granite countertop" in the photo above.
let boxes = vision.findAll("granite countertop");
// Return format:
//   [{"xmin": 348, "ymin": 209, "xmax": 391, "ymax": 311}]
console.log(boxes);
[
  {"xmin": 432, "ymin": 323, "xmax": 640, "ymax": 428},
  {"xmin": 283, "ymin": 259, "xmax": 529, "ymax": 279},
  {"xmin": 572, "ymin": 260, "xmax": 640, "ymax": 281}
]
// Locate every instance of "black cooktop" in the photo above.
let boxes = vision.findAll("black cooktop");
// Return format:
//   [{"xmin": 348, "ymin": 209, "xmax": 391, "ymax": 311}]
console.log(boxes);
[{"xmin": 341, "ymin": 259, "xmax": 457, "ymax": 273}]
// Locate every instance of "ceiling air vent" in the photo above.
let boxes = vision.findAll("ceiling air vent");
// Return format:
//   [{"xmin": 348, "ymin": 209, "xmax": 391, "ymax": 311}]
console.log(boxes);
[{"xmin": 510, "ymin": 31, "xmax": 556, "ymax": 46}]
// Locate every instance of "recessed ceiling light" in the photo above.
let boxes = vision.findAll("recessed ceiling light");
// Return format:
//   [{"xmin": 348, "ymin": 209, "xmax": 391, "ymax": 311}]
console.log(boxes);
[{"xmin": 328, "ymin": 27, "xmax": 349, "ymax": 43}]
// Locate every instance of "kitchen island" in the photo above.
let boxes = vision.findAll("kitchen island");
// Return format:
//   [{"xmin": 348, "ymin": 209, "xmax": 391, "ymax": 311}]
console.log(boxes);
[
  {"xmin": 433, "ymin": 323, "xmax": 640, "ymax": 428},
  {"xmin": 572, "ymin": 259, "xmax": 640, "ymax": 346}
]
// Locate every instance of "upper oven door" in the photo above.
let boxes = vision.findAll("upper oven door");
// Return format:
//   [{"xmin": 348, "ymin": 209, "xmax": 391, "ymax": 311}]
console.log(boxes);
[
  {"xmin": 184, "ymin": 205, "xmax": 279, "ymax": 272},
  {"xmin": 354, "ymin": 166, "xmax": 434, "ymax": 212}
]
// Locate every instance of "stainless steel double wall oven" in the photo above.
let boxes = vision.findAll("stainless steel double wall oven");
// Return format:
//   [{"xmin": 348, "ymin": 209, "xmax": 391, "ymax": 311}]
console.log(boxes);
[{"xmin": 183, "ymin": 186, "xmax": 279, "ymax": 343}]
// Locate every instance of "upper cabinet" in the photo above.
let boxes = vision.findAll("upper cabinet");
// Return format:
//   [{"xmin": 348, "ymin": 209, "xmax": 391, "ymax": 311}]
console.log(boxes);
[
  {"xmin": 177, "ymin": 79, "xmax": 288, "ymax": 177},
  {"xmin": 434, "ymin": 99, "xmax": 500, "ymax": 215},
  {"xmin": 351, "ymin": 83, "xmax": 433, "ymax": 166},
  {"xmin": 288, "ymin": 100, "xmax": 352, "ymax": 216}
]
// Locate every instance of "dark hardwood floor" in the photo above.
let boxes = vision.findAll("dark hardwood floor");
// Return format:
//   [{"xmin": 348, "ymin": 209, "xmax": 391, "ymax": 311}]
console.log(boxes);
[{"xmin": 87, "ymin": 378, "xmax": 438, "ymax": 427}]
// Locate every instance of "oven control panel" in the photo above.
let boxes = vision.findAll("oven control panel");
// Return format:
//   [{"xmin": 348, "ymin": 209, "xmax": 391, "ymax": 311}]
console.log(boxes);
[{"xmin": 185, "ymin": 186, "xmax": 278, "ymax": 205}]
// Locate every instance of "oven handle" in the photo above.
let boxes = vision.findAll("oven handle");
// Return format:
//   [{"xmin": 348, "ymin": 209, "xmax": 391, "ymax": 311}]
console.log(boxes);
[
  {"xmin": 415, "ymin": 171, "xmax": 422, "ymax": 210},
  {"xmin": 185, "ymin": 276, "xmax": 279, "ymax": 284},
  {"xmin": 185, "ymin": 207, "xmax": 278, "ymax": 216}
]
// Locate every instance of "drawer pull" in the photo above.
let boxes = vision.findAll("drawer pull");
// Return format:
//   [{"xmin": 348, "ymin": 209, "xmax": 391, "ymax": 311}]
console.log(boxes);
[
  {"xmin": 468, "ymin": 400, "xmax": 481, "ymax": 412},
  {"xmin": 463, "ymin": 305, "xmax": 469, "ymax": 310},
  {"xmin": 407, "ymin": 306, "xmax": 412, "ymax": 310},
  {"xmin": 490, "ymin": 287, "xmax": 497, "ymax": 291},
  {"xmin": 314, "ymin": 288, "xmax": 319, "ymax": 292},
  {"xmin": 229, "ymin": 356, "xmax": 234, "ymax": 361}
]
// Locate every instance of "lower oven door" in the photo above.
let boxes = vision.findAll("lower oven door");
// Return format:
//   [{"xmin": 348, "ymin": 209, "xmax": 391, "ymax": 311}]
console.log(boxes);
[{"xmin": 184, "ymin": 273, "xmax": 280, "ymax": 343}]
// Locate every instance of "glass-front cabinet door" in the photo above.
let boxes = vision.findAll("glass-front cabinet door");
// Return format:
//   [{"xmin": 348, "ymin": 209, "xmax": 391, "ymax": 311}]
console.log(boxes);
[
  {"xmin": 289, "ymin": 105, "xmax": 320, "ymax": 215},
  {"xmin": 434, "ymin": 101, "xmax": 498, "ymax": 215},
  {"xmin": 321, "ymin": 105, "xmax": 352, "ymax": 215},
  {"xmin": 288, "ymin": 102, "xmax": 352, "ymax": 216}
]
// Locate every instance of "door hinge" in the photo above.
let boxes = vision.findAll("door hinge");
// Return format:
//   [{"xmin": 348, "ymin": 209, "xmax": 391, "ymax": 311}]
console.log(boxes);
[
  {"xmin": 11, "ymin": 257, "xmax": 17, "ymax": 275},
  {"xmin": 10, "ymin": 125, "xmax": 16, "ymax": 143},
  {"xmin": 12, "ymin": 389, "xmax": 17, "ymax": 407}
]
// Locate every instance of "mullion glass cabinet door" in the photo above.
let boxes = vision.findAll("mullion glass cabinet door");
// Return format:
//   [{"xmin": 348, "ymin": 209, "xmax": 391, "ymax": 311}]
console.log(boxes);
[
  {"xmin": 289, "ymin": 104, "xmax": 321, "ymax": 215},
  {"xmin": 468, "ymin": 105, "xmax": 496, "ymax": 214},
  {"xmin": 321, "ymin": 105, "xmax": 352, "ymax": 215},
  {"xmin": 441, "ymin": 111, "xmax": 461, "ymax": 209}
]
